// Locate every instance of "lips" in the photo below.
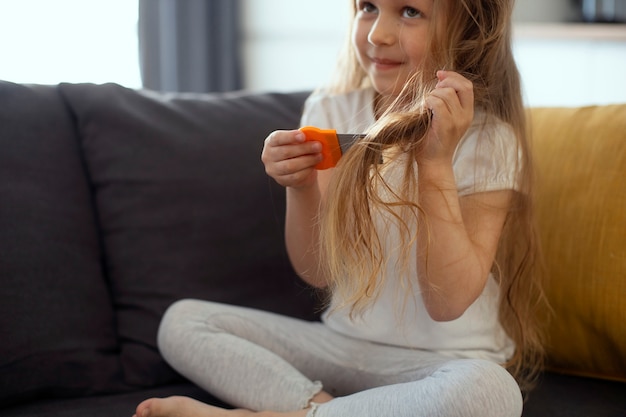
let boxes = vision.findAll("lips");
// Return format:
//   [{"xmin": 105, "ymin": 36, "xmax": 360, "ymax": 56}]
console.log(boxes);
[
  {"xmin": 372, "ymin": 57, "xmax": 400, "ymax": 64},
  {"xmin": 370, "ymin": 57, "xmax": 403, "ymax": 69}
]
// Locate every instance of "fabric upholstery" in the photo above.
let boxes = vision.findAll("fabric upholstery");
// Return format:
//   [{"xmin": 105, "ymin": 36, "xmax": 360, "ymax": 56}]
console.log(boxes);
[
  {"xmin": 0, "ymin": 82, "xmax": 126, "ymax": 406},
  {"xmin": 1, "ymin": 80, "xmax": 624, "ymax": 416},
  {"xmin": 523, "ymin": 372, "xmax": 626, "ymax": 416},
  {"xmin": 0, "ymin": 383, "xmax": 223, "ymax": 417},
  {"xmin": 58, "ymin": 83, "xmax": 319, "ymax": 387},
  {"xmin": 530, "ymin": 104, "xmax": 626, "ymax": 381}
]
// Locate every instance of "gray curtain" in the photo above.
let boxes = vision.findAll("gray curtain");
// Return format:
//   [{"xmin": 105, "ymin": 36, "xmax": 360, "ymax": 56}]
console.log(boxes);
[{"xmin": 138, "ymin": 0, "xmax": 241, "ymax": 93}]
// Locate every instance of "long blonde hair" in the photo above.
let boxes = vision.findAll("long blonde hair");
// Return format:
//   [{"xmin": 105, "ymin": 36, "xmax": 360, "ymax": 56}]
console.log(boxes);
[{"xmin": 319, "ymin": 0, "xmax": 546, "ymax": 394}]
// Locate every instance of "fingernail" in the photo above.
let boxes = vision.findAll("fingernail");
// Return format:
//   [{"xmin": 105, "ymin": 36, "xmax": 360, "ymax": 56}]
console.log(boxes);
[{"xmin": 295, "ymin": 132, "xmax": 306, "ymax": 142}]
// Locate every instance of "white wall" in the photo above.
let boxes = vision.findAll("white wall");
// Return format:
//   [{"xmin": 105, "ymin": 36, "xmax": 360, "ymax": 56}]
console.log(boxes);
[
  {"xmin": 514, "ymin": 31, "xmax": 626, "ymax": 106},
  {"xmin": 512, "ymin": 0, "xmax": 578, "ymax": 22},
  {"xmin": 240, "ymin": 1, "xmax": 626, "ymax": 106},
  {"xmin": 240, "ymin": 0, "xmax": 350, "ymax": 93},
  {"xmin": 0, "ymin": 0, "xmax": 140, "ymax": 87}
]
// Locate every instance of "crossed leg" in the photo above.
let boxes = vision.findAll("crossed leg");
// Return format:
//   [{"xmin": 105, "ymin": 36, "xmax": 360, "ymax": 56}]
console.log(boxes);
[{"xmin": 132, "ymin": 300, "xmax": 522, "ymax": 417}]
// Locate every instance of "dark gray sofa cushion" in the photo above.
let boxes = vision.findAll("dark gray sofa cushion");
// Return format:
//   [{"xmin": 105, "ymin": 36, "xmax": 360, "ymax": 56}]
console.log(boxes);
[
  {"xmin": 59, "ymin": 83, "xmax": 320, "ymax": 387},
  {"xmin": 0, "ymin": 383, "xmax": 223, "ymax": 417},
  {"xmin": 523, "ymin": 372, "xmax": 626, "ymax": 417},
  {"xmin": 3, "ymin": 372, "xmax": 624, "ymax": 417},
  {"xmin": 0, "ymin": 82, "xmax": 126, "ymax": 406}
]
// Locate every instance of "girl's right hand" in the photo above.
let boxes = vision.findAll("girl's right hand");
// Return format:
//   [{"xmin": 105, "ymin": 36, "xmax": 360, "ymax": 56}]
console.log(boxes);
[{"xmin": 261, "ymin": 129, "xmax": 323, "ymax": 188}]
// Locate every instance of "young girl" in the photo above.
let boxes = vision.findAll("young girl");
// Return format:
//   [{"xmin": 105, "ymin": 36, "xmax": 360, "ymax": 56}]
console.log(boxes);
[{"xmin": 134, "ymin": 0, "xmax": 546, "ymax": 416}]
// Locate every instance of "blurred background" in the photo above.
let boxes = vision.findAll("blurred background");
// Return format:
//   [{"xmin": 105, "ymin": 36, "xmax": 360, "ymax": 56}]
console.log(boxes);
[{"xmin": 0, "ymin": 0, "xmax": 624, "ymax": 107}]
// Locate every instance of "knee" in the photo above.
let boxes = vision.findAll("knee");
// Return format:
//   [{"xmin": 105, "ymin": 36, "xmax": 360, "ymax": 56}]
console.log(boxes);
[
  {"xmin": 161, "ymin": 298, "xmax": 197, "ymax": 322},
  {"xmin": 459, "ymin": 359, "xmax": 523, "ymax": 417},
  {"xmin": 157, "ymin": 299, "xmax": 201, "ymax": 352}
]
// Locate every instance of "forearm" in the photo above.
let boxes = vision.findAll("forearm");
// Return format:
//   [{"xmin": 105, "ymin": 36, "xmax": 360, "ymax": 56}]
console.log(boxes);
[
  {"xmin": 285, "ymin": 186, "xmax": 329, "ymax": 288},
  {"xmin": 416, "ymin": 162, "xmax": 491, "ymax": 321}
]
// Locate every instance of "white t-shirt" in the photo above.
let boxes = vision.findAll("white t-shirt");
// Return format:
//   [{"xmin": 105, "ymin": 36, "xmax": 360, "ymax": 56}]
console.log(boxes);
[{"xmin": 300, "ymin": 88, "xmax": 520, "ymax": 363}]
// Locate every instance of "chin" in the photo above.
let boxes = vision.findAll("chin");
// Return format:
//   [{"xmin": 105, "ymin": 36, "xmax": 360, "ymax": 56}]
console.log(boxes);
[{"xmin": 373, "ymin": 85, "xmax": 403, "ymax": 99}]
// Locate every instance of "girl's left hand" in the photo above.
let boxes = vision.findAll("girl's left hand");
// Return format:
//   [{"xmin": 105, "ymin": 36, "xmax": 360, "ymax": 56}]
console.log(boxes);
[{"xmin": 420, "ymin": 70, "xmax": 474, "ymax": 165}]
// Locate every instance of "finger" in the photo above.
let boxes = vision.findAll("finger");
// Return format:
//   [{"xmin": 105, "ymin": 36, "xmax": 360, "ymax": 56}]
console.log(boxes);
[
  {"xmin": 266, "ymin": 129, "xmax": 306, "ymax": 148},
  {"xmin": 435, "ymin": 70, "xmax": 474, "ymax": 109},
  {"xmin": 435, "ymin": 70, "xmax": 471, "ymax": 89},
  {"xmin": 262, "ymin": 130, "xmax": 321, "ymax": 167},
  {"xmin": 269, "ymin": 155, "xmax": 322, "ymax": 187},
  {"xmin": 426, "ymin": 88, "xmax": 456, "ymax": 117},
  {"xmin": 273, "ymin": 154, "xmax": 323, "ymax": 177},
  {"xmin": 272, "ymin": 141, "xmax": 322, "ymax": 163}
]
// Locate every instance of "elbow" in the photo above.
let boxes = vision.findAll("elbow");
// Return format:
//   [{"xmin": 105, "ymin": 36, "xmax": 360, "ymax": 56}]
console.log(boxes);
[
  {"xmin": 421, "ymin": 268, "xmax": 489, "ymax": 322},
  {"xmin": 290, "ymin": 258, "xmax": 329, "ymax": 289},
  {"xmin": 300, "ymin": 273, "xmax": 329, "ymax": 289},
  {"xmin": 422, "ymin": 290, "xmax": 481, "ymax": 322},
  {"xmin": 425, "ymin": 305, "xmax": 467, "ymax": 322}
]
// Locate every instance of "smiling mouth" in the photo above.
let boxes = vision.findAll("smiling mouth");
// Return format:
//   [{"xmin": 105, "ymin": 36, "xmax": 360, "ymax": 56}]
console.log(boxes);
[{"xmin": 371, "ymin": 57, "xmax": 402, "ymax": 68}]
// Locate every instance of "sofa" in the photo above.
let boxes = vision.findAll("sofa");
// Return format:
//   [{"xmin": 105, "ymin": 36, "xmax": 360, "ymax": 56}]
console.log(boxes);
[{"xmin": 0, "ymin": 80, "xmax": 624, "ymax": 417}]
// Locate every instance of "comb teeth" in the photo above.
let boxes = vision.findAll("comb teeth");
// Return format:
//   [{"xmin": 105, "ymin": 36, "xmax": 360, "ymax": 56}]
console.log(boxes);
[
  {"xmin": 336, "ymin": 134, "xmax": 366, "ymax": 154},
  {"xmin": 337, "ymin": 134, "xmax": 383, "ymax": 164}
]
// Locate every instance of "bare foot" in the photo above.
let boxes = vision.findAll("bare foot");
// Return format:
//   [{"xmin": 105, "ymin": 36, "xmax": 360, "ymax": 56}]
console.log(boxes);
[{"xmin": 134, "ymin": 396, "xmax": 255, "ymax": 417}]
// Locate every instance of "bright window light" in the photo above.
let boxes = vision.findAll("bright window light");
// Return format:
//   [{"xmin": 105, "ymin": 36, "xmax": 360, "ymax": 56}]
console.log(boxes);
[{"xmin": 0, "ymin": 0, "xmax": 141, "ymax": 87}]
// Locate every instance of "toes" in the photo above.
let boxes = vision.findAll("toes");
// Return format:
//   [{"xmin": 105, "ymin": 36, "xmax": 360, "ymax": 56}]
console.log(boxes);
[
  {"xmin": 134, "ymin": 398, "xmax": 154, "ymax": 417},
  {"xmin": 135, "ymin": 396, "xmax": 220, "ymax": 417}
]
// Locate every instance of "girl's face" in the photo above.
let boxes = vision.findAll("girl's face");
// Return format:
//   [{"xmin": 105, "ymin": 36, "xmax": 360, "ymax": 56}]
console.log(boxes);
[{"xmin": 352, "ymin": 0, "xmax": 434, "ymax": 99}]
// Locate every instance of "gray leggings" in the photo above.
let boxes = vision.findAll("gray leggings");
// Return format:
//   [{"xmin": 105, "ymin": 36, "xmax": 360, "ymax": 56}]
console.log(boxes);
[{"xmin": 157, "ymin": 299, "xmax": 523, "ymax": 417}]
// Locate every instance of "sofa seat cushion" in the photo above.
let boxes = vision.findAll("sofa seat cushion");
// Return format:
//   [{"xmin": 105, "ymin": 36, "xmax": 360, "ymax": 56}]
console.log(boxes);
[
  {"xmin": 530, "ymin": 104, "xmax": 626, "ymax": 381},
  {"xmin": 0, "ymin": 373, "xmax": 623, "ymax": 417},
  {"xmin": 0, "ymin": 383, "xmax": 222, "ymax": 417},
  {"xmin": 523, "ymin": 372, "xmax": 626, "ymax": 417}
]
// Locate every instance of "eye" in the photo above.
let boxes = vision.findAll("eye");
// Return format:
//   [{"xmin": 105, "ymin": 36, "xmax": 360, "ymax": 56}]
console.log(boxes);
[
  {"xmin": 359, "ymin": 1, "xmax": 378, "ymax": 14},
  {"xmin": 402, "ymin": 7, "xmax": 422, "ymax": 18}
]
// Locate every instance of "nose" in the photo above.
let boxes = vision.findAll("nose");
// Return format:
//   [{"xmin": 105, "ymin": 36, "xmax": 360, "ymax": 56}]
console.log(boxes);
[{"xmin": 367, "ymin": 15, "xmax": 397, "ymax": 46}]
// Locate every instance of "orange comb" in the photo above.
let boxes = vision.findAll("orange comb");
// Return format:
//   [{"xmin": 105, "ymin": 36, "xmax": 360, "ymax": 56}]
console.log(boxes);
[{"xmin": 299, "ymin": 126, "xmax": 364, "ymax": 170}]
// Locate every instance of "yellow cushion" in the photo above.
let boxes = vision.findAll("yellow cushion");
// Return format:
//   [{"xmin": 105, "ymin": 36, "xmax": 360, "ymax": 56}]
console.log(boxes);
[{"xmin": 530, "ymin": 104, "xmax": 626, "ymax": 381}]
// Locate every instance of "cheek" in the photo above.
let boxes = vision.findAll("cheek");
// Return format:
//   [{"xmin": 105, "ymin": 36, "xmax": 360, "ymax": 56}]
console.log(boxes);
[
  {"xmin": 402, "ymin": 40, "xmax": 427, "ymax": 68},
  {"xmin": 352, "ymin": 23, "xmax": 369, "ymax": 53}
]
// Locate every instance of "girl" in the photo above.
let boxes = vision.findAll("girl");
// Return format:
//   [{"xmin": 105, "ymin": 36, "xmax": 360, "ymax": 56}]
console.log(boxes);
[{"xmin": 134, "ymin": 0, "xmax": 546, "ymax": 416}]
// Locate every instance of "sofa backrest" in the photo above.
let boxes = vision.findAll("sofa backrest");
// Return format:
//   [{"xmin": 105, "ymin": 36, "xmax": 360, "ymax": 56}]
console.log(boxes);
[
  {"xmin": 0, "ymin": 81, "xmax": 319, "ymax": 406},
  {"xmin": 58, "ymin": 83, "xmax": 321, "ymax": 387},
  {"xmin": 530, "ymin": 104, "xmax": 626, "ymax": 382},
  {"xmin": 0, "ymin": 82, "xmax": 127, "ymax": 405}
]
